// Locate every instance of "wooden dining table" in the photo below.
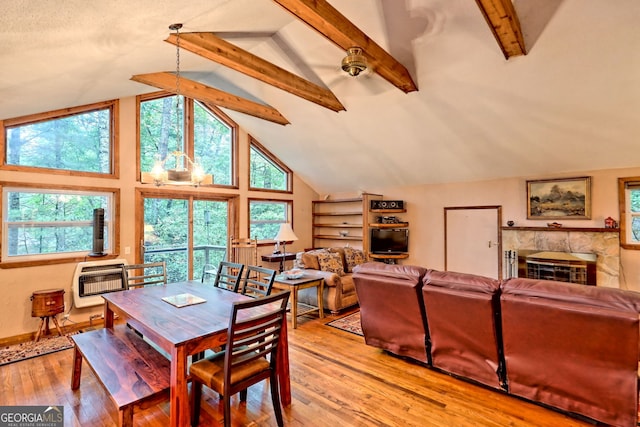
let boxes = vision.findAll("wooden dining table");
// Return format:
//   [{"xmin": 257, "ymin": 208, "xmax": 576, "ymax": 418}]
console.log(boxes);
[{"xmin": 101, "ymin": 280, "xmax": 291, "ymax": 427}]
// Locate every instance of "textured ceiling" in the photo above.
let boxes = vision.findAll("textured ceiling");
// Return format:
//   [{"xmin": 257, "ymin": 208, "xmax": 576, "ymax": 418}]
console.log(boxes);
[{"xmin": 1, "ymin": 0, "xmax": 639, "ymax": 194}]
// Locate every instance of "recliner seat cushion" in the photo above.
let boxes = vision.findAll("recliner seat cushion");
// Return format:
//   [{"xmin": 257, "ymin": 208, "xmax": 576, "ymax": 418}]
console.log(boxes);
[{"xmin": 422, "ymin": 270, "xmax": 504, "ymax": 389}]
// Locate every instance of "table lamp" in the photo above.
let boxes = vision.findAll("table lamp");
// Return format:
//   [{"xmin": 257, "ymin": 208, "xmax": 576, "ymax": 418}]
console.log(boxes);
[{"xmin": 274, "ymin": 222, "xmax": 298, "ymax": 263}]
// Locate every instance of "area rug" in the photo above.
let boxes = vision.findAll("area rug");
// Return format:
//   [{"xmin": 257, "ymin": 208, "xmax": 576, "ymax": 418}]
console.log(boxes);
[
  {"xmin": 0, "ymin": 334, "xmax": 75, "ymax": 366},
  {"xmin": 326, "ymin": 311, "xmax": 363, "ymax": 336}
]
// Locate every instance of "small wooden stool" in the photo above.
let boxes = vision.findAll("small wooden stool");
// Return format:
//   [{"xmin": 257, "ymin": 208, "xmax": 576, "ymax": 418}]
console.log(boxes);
[{"xmin": 31, "ymin": 288, "xmax": 65, "ymax": 341}]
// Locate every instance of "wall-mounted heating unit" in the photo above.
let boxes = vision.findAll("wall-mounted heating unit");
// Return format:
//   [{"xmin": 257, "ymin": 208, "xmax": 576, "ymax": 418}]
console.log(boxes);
[{"xmin": 72, "ymin": 259, "xmax": 128, "ymax": 308}]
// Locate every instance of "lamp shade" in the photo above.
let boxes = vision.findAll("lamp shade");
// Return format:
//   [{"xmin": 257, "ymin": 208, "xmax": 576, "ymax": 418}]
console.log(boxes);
[{"xmin": 274, "ymin": 222, "xmax": 298, "ymax": 242}]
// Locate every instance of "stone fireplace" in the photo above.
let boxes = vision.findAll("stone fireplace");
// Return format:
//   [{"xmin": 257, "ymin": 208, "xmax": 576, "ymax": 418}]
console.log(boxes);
[{"xmin": 502, "ymin": 227, "xmax": 620, "ymax": 288}]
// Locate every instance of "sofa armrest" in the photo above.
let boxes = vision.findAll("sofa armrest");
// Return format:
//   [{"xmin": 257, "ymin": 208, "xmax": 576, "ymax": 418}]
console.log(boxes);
[{"xmin": 305, "ymin": 269, "xmax": 341, "ymax": 288}]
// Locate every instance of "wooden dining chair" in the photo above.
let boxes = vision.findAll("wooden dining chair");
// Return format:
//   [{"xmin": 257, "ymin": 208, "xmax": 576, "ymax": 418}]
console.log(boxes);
[
  {"xmin": 124, "ymin": 261, "xmax": 167, "ymax": 289},
  {"xmin": 240, "ymin": 265, "xmax": 277, "ymax": 298},
  {"xmin": 201, "ymin": 263, "xmax": 218, "ymax": 283},
  {"xmin": 189, "ymin": 290, "xmax": 291, "ymax": 427},
  {"xmin": 193, "ymin": 261, "xmax": 247, "ymax": 360},
  {"xmin": 211, "ymin": 261, "xmax": 245, "ymax": 292}
]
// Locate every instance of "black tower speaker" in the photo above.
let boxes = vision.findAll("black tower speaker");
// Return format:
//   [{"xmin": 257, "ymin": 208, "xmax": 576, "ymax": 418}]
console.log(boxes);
[{"xmin": 89, "ymin": 208, "xmax": 105, "ymax": 257}]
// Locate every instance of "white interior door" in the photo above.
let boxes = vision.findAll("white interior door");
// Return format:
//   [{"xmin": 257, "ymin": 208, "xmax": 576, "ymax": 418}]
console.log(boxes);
[{"xmin": 445, "ymin": 206, "xmax": 502, "ymax": 279}]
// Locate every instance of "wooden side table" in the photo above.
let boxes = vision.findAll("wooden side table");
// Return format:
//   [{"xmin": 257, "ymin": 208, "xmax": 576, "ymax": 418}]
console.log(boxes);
[
  {"xmin": 31, "ymin": 288, "xmax": 65, "ymax": 341},
  {"xmin": 273, "ymin": 272, "xmax": 324, "ymax": 329},
  {"xmin": 261, "ymin": 252, "xmax": 297, "ymax": 272}
]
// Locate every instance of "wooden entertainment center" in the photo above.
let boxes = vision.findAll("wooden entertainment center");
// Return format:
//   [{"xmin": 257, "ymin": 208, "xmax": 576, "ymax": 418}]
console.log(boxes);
[{"xmin": 312, "ymin": 194, "xmax": 409, "ymax": 262}]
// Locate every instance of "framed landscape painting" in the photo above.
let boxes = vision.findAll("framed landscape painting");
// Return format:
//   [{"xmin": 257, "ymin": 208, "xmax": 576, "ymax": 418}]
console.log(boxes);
[{"xmin": 527, "ymin": 176, "xmax": 591, "ymax": 220}]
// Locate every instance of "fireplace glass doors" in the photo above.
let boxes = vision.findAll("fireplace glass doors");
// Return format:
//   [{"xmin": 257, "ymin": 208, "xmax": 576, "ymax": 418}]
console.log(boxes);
[{"xmin": 506, "ymin": 250, "xmax": 597, "ymax": 286}]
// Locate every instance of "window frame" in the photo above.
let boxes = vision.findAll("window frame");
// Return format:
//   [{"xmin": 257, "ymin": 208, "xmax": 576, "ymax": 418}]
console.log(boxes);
[
  {"xmin": 136, "ymin": 91, "xmax": 239, "ymax": 189},
  {"xmin": 619, "ymin": 176, "xmax": 640, "ymax": 249},
  {"xmin": 0, "ymin": 181, "xmax": 121, "ymax": 268},
  {"xmin": 248, "ymin": 198, "xmax": 293, "ymax": 245},
  {"xmin": 135, "ymin": 187, "xmax": 237, "ymax": 280},
  {"xmin": 248, "ymin": 136, "xmax": 292, "ymax": 193},
  {"xmin": 1, "ymin": 100, "xmax": 119, "ymax": 178}
]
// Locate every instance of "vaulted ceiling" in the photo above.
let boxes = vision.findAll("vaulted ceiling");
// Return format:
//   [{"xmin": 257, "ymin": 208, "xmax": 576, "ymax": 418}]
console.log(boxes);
[{"xmin": 1, "ymin": 0, "xmax": 639, "ymax": 194}]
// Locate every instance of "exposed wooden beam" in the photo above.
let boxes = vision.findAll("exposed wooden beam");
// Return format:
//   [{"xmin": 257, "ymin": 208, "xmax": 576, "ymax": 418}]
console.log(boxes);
[
  {"xmin": 272, "ymin": 0, "xmax": 417, "ymax": 94},
  {"xmin": 475, "ymin": 0, "xmax": 526, "ymax": 59},
  {"xmin": 165, "ymin": 32, "xmax": 345, "ymax": 112},
  {"xmin": 130, "ymin": 72, "xmax": 290, "ymax": 126}
]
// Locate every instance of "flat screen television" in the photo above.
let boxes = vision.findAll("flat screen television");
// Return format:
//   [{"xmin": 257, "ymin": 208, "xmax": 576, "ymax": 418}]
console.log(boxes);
[{"xmin": 370, "ymin": 228, "xmax": 409, "ymax": 254}]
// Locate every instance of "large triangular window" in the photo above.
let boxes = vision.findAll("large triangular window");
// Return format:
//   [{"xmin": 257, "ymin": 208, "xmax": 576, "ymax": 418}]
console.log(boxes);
[
  {"xmin": 249, "ymin": 137, "xmax": 292, "ymax": 193},
  {"xmin": 138, "ymin": 93, "xmax": 237, "ymax": 187}
]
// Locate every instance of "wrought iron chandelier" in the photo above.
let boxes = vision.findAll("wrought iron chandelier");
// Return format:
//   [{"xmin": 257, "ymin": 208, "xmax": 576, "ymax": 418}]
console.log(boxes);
[{"xmin": 143, "ymin": 23, "xmax": 212, "ymax": 187}]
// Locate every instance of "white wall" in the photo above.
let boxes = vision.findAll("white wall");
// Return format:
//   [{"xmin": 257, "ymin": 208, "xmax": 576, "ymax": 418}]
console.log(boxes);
[{"xmin": 368, "ymin": 166, "xmax": 640, "ymax": 292}]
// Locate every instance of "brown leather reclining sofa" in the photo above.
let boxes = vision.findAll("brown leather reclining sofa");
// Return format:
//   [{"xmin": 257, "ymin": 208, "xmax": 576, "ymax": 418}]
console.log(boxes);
[{"xmin": 353, "ymin": 262, "xmax": 640, "ymax": 427}]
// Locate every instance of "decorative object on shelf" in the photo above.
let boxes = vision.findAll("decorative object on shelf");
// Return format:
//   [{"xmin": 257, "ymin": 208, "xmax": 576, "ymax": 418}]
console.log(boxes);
[
  {"xmin": 527, "ymin": 176, "xmax": 591, "ymax": 220},
  {"xmin": 274, "ymin": 222, "xmax": 298, "ymax": 258},
  {"xmin": 604, "ymin": 216, "xmax": 618, "ymax": 228},
  {"xmin": 547, "ymin": 222, "xmax": 563, "ymax": 228},
  {"xmin": 371, "ymin": 200, "xmax": 404, "ymax": 210},
  {"xmin": 141, "ymin": 23, "xmax": 212, "ymax": 187},
  {"xmin": 507, "ymin": 220, "xmax": 515, "ymax": 227},
  {"xmin": 377, "ymin": 216, "xmax": 400, "ymax": 224},
  {"xmin": 341, "ymin": 47, "xmax": 367, "ymax": 76}
]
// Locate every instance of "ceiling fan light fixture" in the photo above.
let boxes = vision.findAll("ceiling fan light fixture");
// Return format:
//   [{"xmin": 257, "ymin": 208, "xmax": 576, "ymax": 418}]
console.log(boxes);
[{"xmin": 341, "ymin": 47, "xmax": 367, "ymax": 77}]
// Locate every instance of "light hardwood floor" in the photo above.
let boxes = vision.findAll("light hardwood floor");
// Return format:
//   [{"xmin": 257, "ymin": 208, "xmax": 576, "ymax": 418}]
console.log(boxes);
[{"xmin": 0, "ymin": 309, "xmax": 595, "ymax": 426}]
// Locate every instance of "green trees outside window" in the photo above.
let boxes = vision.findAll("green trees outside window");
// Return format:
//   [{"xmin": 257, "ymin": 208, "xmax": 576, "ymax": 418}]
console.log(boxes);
[
  {"xmin": 139, "ymin": 95, "xmax": 234, "ymax": 186},
  {"xmin": 3, "ymin": 188, "xmax": 113, "ymax": 261},
  {"xmin": 142, "ymin": 196, "xmax": 228, "ymax": 283},
  {"xmin": 5, "ymin": 104, "xmax": 113, "ymax": 174},
  {"xmin": 249, "ymin": 200, "xmax": 290, "ymax": 242},
  {"xmin": 194, "ymin": 101, "xmax": 233, "ymax": 186},
  {"xmin": 249, "ymin": 138, "xmax": 291, "ymax": 192},
  {"xmin": 618, "ymin": 177, "xmax": 640, "ymax": 249}
]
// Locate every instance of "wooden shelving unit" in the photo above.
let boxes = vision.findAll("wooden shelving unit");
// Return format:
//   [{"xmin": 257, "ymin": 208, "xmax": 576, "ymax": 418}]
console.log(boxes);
[
  {"xmin": 369, "ymin": 253, "xmax": 409, "ymax": 260},
  {"xmin": 370, "ymin": 208, "xmax": 407, "ymax": 214},
  {"xmin": 368, "ymin": 205, "xmax": 409, "ymax": 262},
  {"xmin": 369, "ymin": 222, "xmax": 409, "ymax": 228},
  {"xmin": 312, "ymin": 194, "xmax": 382, "ymax": 251},
  {"xmin": 312, "ymin": 234, "xmax": 363, "ymax": 241}
]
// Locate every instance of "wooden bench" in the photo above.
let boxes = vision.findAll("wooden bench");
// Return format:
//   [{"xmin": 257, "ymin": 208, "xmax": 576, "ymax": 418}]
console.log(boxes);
[{"xmin": 71, "ymin": 325, "xmax": 171, "ymax": 427}]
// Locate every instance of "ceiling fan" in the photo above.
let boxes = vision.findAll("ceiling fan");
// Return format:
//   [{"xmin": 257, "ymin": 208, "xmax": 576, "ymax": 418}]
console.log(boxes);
[
  {"xmin": 162, "ymin": 1, "xmax": 417, "ymax": 108},
  {"xmin": 272, "ymin": 0, "xmax": 418, "ymax": 94},
  {"xmin": 309, "ymin": 46, "xmax": 388, "ymax": 98},
  {"xmin": 341, "ymin": 47, "xmax": 367, "ymax": 77},
  {"xmin": 133, "ymin": 0, "xmax": 420, "ymax": 126}
]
